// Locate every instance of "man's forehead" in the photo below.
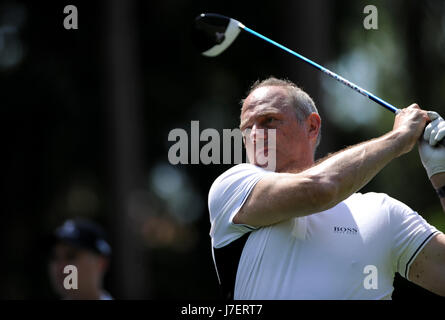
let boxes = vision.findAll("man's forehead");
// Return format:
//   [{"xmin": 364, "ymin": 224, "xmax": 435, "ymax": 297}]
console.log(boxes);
[
  {"xmin": 244, "ymin": 86, "xmax": 289, "ymax": 107},
  {"xmin": 241, "ymin": 86, "xmax": 293, "ymax": 118}
]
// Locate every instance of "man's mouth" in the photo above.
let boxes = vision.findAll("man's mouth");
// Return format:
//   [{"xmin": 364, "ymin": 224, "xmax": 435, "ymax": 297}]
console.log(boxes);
[{"xmin": 255, "ymin": 144, "xmax": 274, "ymax": 154}]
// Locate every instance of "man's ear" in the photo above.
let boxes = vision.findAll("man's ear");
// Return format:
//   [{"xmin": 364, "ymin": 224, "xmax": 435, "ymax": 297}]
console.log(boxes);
[{"xmin": 306, "ymin": 113, "xmax": 321, "ymax": 141}]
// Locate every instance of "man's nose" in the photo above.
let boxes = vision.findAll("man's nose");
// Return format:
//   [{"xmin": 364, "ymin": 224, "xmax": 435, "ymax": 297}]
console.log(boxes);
[{"xmin": 250, "ymin": 124, "xmax": 267, "ymax": 141}]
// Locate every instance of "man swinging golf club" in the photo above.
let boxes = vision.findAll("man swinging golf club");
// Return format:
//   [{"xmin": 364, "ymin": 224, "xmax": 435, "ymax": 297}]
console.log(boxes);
[
  {"xmin": 208, "ymin": 77, "xmax": 445, "ymax": 299},
  {"xmin": 196, "ymin": 13, "xmax": 445, "ymax": 299}
]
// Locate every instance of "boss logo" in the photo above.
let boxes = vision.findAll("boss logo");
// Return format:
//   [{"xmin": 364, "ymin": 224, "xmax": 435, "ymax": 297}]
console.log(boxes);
[{"xmin": 333, "ymin": 226, "xmax": 358, "ymax": 235}]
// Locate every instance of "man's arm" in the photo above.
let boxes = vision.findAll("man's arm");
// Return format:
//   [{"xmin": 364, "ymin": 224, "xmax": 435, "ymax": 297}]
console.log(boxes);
[
  {"xmin": 408, "ymin": 232, "xmax": 445, "ymax": 296},
  {"xmin": 430, "ymin": 173, "xmax": 445, "ymax": 211},
  {"xmin": 407, "ymin": 114, "xmax": 445, "ymax": 296},
  {"xmin": 234, "ymin": 105, "xmax": 429, "ymax": 227},
  {"xmin": 408, "ymin": 173, "xmax": 445, "ymax": 298}
]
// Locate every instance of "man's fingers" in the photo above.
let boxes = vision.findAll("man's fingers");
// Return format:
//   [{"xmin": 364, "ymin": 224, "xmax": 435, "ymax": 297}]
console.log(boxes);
[
  {"xmin": 424, "ymin": 122, "xmax": 434, "ymax": 142},
  {"xmin": 427, "ymin": 111, "xmax": 439, "ymax": 121},
  {"xmin": 435, "ymin": 127, "xmax": 445, "ymax": 144},
  {"xmin": 424, "ymin": 114, "xmax": 445, "ymax": 146},
  {"xmin": 429, "ymin": 126, "xmax": 439, "ymax": 146}
]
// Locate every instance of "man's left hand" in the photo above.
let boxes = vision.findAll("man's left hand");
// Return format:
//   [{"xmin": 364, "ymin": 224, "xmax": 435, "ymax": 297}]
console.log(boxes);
[{"xmin": 418, "ymin": 111, "xmax": 445, "ymax": 178}]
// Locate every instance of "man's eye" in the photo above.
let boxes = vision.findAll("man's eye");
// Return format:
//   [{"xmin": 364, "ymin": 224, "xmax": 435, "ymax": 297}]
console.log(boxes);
[{"xmin": 266, "ymin": 117, "xmax": 275, "ymax": 123}]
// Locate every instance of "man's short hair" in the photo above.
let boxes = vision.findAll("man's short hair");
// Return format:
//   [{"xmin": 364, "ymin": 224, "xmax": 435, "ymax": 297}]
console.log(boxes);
[{"xmin": 241, "ymin": 76, "xmax": 321, "ymax": 148}]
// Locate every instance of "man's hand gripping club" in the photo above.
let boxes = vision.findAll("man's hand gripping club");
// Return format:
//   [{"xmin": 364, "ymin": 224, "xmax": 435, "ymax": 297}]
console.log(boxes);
[{"xmin": 419, "ymin": 111, "xmax": 445, "ymax": 179}]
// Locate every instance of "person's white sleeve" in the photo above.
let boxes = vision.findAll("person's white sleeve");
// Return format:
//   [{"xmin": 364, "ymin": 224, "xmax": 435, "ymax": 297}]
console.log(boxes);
[
  {"xmin": 387, "ymin": 195, "xmax": 442, "ymax": 280},
  {"xmin": 208, "ymin": 163, "xmax": 273, "ymax": 249}
]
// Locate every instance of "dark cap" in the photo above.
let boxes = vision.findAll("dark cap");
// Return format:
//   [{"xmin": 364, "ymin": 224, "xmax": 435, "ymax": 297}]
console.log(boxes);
[{"xmin": 51, "ymin": 219, "xmax": 112, "ymax": 257}]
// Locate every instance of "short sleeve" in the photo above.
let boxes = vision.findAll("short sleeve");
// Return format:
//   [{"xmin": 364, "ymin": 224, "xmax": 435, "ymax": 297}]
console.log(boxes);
[
  {"xmin": 208, "ymin": 163, "xmax": 273, "ymax": 249},
  {"xmin": 387, "ymin": 195, "xmax": 441, "ymax": 280}
]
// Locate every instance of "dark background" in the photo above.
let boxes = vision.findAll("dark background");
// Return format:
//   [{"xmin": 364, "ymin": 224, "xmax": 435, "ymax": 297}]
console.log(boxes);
[{"xmin": 1, "ymin": 0, "xmax": 444, "ymax": 299}]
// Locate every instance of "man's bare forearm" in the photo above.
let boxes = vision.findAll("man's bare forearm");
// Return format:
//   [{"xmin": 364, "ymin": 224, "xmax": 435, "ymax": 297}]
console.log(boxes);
[
  {"xmin": 304, "ymin": 130, "xmax": 406, "ymax": 211},
  {"xmin": 236, "ymin": 130, "xmax": 408, "ymax": 227}
]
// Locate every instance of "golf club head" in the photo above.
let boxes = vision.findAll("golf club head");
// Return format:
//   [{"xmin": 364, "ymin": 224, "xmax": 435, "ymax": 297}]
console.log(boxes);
[{"xmin": 193, "ymin": 13, "xmax": 242, "ymax": 57}]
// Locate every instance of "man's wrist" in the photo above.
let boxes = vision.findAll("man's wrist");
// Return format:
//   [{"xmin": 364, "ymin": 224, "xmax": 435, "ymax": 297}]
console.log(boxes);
[
  {"xmin": 436, "ymin": 185, "xmax": 445, "ymax": 198},
  {"xmin": 430, "ymin": 172, "xmax": 445, "ymax": 189},
  {"xmin": 430, "ymin": 172, "xmax": 445, "ymax": 198},
  {"xmin": 385, "ymin": 129, "xmax": 410, "ymax": 158}
]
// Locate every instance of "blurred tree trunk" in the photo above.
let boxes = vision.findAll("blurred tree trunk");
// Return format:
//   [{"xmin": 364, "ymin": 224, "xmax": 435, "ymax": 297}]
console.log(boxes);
[
  {"xmin": 282, "ymin": 0, "xmax": 334, "ymax": 158},
  {"xmin": 405, "ymin": 1, "xmax": 426, "ymax": 101},
  {"xmin": 105, "ymin": 0, "xmax": 150, "ymax": 298}
]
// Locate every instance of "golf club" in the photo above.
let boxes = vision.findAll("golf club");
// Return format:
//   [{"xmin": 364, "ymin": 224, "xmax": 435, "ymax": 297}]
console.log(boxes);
[
  {"xmin": 193, "ymin": 13, "xmax": 445, "ymax": 147},
  {"xmin": 193, "ymin": 12, "xmax": 401, "ymax": 114}
]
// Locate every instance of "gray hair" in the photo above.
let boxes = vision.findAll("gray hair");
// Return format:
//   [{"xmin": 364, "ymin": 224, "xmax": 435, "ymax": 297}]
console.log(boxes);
[{"xmin": 241, "ymin": 76, "xmax": 321, "ymax": 148}]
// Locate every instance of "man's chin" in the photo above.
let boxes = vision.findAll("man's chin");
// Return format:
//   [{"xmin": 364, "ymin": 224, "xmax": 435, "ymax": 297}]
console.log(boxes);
[{"xmin": 252, "ymin": 156, "xmax": 277, "ymax": 172}]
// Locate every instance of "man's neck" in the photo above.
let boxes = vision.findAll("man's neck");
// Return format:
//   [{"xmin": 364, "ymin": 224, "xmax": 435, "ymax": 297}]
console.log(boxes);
[{"xmin": 278, "ymin": 160, "xmax": 314, "ymax": 173}]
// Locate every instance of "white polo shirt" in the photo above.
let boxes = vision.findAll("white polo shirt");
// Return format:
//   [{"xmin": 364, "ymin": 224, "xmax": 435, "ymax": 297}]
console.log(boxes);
[{"xmin": 208, "ymin": 163, "xmax": 441, "ymax": 300}]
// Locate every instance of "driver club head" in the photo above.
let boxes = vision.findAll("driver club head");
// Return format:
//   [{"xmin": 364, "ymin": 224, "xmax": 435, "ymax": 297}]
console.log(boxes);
[{"xmin": 192, "ymin": 13, "xmax": 243, "ymax": 57}]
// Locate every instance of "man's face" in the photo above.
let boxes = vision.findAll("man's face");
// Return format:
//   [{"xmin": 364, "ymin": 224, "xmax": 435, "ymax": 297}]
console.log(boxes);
[
  {"xmin": 48, "ymin": 242, "xmax": 105, "ymax": 299},
  {"xmin": 240, "ymin": 86, "xmax": 317, "ymax": 172}
]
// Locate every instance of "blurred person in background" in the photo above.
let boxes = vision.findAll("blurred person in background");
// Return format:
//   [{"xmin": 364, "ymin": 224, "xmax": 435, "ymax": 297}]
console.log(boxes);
[{"xmin": 48, "ymin": 218, "xmax": 113, "ymax": 300}]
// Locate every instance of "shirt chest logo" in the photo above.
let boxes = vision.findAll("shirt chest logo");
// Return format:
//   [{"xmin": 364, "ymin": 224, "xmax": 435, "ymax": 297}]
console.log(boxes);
[{"xmin": 333, "ymin": 226, "xmax": 358, "ymax": 235}]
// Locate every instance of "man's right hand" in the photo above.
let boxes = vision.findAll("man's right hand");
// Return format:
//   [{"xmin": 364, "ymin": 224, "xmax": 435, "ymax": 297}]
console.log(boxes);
[{"xmin": 392, "ymin": 104, "xmax": 429, "ymax": 156}]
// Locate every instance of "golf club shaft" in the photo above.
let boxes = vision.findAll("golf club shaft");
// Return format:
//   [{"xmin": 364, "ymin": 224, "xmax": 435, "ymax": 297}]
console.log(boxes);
[{"xmin": 240, "ymin": 25, "xmax": 400, "ymax": 114}]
